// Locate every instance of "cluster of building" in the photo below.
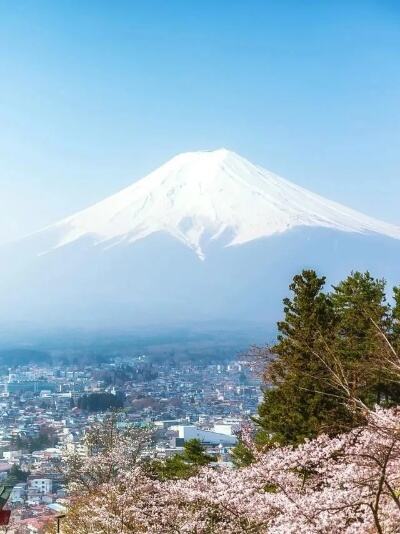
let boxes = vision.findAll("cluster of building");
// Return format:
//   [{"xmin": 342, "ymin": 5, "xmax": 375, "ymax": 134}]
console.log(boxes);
[{"xmin": 0, "ymin": 355, "xmax": 261, "ymax": 533}]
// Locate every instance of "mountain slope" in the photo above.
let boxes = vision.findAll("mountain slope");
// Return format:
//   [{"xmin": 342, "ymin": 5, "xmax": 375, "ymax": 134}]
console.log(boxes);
[
  {"xmin": 44, "ymin": 148, "xmax": 400, "ymax": 259},
  {"xmin": 1, "ymin": 149, "xmax": 399, "ymax": 328}
]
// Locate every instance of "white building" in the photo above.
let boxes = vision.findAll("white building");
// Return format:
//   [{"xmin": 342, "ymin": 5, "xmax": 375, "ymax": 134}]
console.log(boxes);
[
  {"xmin": 29, "ymin": 478, "xmax": 52, "ymax": 494},
  {"xmin": 213, "ymin": 422, "xmax": 240, "ymax": 436},
  {"xmin": 9, "ymin": 483, "xmax": 27, "ymax": 504},
  {"xmin": 3, "ymin": 450, "xmax": 22, "ymax": 461},
  {"xmin": 176, "ymin": 426, "xmax": 237, "ymax": 446}
]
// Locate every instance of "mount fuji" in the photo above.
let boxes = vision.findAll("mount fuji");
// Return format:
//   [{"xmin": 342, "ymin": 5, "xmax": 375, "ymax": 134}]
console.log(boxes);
[{"xmin": 1, "ymin": 149, "xmax": 399, "ymax": 327}]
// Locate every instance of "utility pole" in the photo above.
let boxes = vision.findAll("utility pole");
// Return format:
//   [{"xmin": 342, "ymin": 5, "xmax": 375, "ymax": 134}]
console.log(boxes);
[{"xmin": 56, "ymin": 514, "xmax": 66, "ymax": 533}]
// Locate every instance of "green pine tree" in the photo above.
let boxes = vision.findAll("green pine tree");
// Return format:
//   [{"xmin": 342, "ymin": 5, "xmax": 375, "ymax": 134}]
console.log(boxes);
[
  {"xmin": 5, "ymin": 464, "xmax": 29, "ymax": 485},
  {"xmin": 331, "ymin": 271, "xmax": 400, "ymax": 406},
  {"xmin": 149, "ymin": 439, "xmax": 213, "ymax": 480},
  {"xmin": 255, "ymin": 270, "xmax": 351, "ymax": 445},
  {"xmin": 181, "ymin": 438, "xmax": 213, "ymax": 466},
  {"xmin": 231, "ymin": 441, "xmax": 255, "ymax": 468}
]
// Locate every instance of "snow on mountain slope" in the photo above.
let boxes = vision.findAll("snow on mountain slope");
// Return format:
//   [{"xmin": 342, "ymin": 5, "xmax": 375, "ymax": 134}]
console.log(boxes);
[{"xmin": 47, "ymin": 148, "xmax": 400, "ymax": 259}]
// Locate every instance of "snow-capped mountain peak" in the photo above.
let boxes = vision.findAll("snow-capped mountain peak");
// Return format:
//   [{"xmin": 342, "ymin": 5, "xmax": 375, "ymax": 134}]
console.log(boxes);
[{"xmin": 49, "ymin": 149, "xmax": 400, "ymax": 259}]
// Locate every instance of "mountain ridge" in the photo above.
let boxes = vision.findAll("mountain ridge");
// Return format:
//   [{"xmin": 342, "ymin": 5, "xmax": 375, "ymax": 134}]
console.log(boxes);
[
  {"xmin": 32, "ymin": 148, "xmax": 400, "ymax": 260},
  {"xmin": 0, "ymin": 149, "xmax": 399, "ymax": 327}
]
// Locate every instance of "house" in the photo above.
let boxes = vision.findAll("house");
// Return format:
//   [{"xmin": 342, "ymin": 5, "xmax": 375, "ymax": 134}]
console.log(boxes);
[{"xmin": 29, "ymin": 478, "xmax": 52, "ymax": 495}]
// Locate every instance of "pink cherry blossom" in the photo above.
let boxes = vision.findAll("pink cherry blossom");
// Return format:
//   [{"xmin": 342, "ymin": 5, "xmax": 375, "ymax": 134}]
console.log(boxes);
[{"xmin": 57, "ymin": 407, "xmax": 400, "ymax": 533}]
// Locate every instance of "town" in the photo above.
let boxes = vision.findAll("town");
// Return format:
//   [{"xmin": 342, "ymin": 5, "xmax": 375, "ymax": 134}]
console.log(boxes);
[{"xmin": 0, "ymin": 354, "xmax": 261, "ymax": 533}]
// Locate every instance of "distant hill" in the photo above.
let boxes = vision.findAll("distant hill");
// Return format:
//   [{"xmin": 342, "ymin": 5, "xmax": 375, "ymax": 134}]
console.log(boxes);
[{"xmin": 0, "ymin": 348, "xmax": 51, "ymax": 366}]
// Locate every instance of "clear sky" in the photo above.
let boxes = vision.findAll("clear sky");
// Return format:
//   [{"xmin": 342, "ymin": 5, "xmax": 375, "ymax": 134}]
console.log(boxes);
[{"xmin": 0, "ymin": 1, "xmax": 399, "ymax": 245}]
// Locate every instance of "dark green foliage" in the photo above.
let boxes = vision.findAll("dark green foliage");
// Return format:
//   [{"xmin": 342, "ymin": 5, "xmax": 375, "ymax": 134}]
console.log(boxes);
[
  {"xmin": 149, "ymin": 439, "xmax": 213, "ymax": 480},
  {"xmin": 256, "ymin": 269, "xmax": 400, "ymax": 446},
  {"xmin": 5, "ymin": 464, "xmax": 29, "ymax": 485},
  {"xmin": 330, "ymin": 271, "xmax": 400, "ymax": 405},
  {"xmin": 93, "ymin": 364, "xmax": 158, "ymax": 386},
  {"xmin": 11, "ymin": 426, "xmax": 58, "ymax": 453},
  {"xmin": 0, "ymin": 349, "xmax": 51, "ymax": 366},
  {"xmin": 151, "ymin": 454, "xmax": 196, "ymax": 480},
  {"xmin": 264, "ymin": 483, "xmax": 279, "ymax": 494},
  {"xmin": 231, "ymin": 441, "xmax": 255, "ymax": 468},
  {"xmin": 77, "ymin": 392, "xmax": 124, "ymax": 412},
  {"xmin": 256, "ymin": 270, "xmax": 347, "ymax": 445},
  {"xmin": 0, "ymin": 485, "xmax": 14, "ymax": 510},
  {"xmin": 182, "ymin": 438, "xmax": 213, "ymax": 466}
]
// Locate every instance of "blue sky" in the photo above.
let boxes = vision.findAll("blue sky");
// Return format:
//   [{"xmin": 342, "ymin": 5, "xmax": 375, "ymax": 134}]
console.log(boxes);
[{"xmin": 0, "ymin": 1, "xmax": 399, "ymax": 244}]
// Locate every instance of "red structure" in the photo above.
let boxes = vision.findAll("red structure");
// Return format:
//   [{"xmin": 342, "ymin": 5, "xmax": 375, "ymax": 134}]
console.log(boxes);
[{"xmin": 0, "ymin": 510, "xmax": 11, "ymax": 525}]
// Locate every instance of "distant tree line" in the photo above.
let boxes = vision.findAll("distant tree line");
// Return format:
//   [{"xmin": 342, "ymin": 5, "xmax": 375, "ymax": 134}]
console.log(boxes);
[
  {"xmin": 93, "ymin": 364, "xmax": 158, "ymax": 386},
  {"xmin": 11, "ymin": 426, "xmax": 58, "ymax": 453},
  {"xmin": 77, "ymin": 392, "xmax": 125, "ymax": 412},
  {"xmin": 5, "ymin": 464, "xmax": 29, "ymax": 485},
  {"xmin": 0, "ymin": 349, "xmax": 51, "ymax": 367}
]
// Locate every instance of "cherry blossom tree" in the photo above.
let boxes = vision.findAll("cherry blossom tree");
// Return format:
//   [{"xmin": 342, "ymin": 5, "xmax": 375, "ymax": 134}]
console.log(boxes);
[
  {"xmin": 50, "ymin": 330, "xmax": 400, "ymax": 533},
  {"xmin": 50, "ymin": 406, "xmax": 400, "ymax": 534}
]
